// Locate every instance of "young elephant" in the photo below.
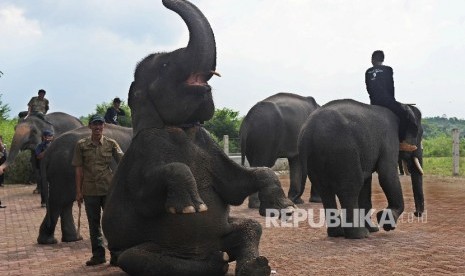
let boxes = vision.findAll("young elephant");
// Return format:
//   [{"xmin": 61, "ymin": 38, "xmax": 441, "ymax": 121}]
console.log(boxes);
[
  {"xmin": 101, "ymin": 1, "xmax": 294, "ymax": 275},
  {"xmin": 298, "ymin": 99, "xmax": 421, "ymax": 239}
]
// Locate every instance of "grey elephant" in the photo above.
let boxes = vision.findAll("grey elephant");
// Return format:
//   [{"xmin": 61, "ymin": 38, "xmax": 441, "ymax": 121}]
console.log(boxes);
[
  {"xmin": 102, "ymin": 0, "xmax": 294, "ymax": 275},
  {"xmin": 297, "ymin": 99, "xmax": 422, "ymax": 239},
  {"xmin": 399, "ymin": 106, "xmax": 424, "ymax": 217},
  {"xmin": 240, "ymin": 93, "xmax": 321, "ymax": 208},
  {"xmin": 0, "ymin": 112, "xmax": 83, "ymax": 175},
  {"xmin": 37, "ymin": 124, "xmax": 132, "ymax": 244}
]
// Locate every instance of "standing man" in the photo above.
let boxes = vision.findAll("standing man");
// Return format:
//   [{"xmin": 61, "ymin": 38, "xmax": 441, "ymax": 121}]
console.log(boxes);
[
  {"xmin": 104, "ymin": 97, "xmax": 125, "ymax": 125},
  {"xmin": 27, "ymin": 89, "xmax": 49, "ymax": 116},
  {"xmin": 365, "ymin": 50, "xmax": 417, "ymax": 152},
  {"xmin": 35, "ymin": 130, "xmax": 54, "ymax": 207},
  {"xmin": 72, "ymin": 114, "xmax": 124, "ymax": 266}
]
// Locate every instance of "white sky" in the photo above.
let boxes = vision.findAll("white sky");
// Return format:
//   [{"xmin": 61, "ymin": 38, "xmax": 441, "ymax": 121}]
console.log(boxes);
[{"xmin": 1, "ymin": 0, "xmax": 464, "ymax": 119}]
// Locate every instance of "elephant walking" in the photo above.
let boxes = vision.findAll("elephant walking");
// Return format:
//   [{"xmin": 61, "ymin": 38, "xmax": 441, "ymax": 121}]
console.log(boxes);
[
  {"xmin": 102, "ymin": 1, "xmax": 294, "ymax": 275},
  {"xmin": 297, "ymin": 99, "xmax": 422, "ymax": 239},
  {"xmin": 240, "ymin": 93, "xmax": 320, "ymax": 208},
  {"xmin": 37, "ymin": 124, "xmax": 132, "ymax": 244}
]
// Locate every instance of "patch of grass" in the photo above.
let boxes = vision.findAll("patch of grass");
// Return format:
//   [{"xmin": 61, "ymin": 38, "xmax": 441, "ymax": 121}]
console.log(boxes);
[{"xmin": 423, "ymin": 157, "xmax": 465, "ymax": 177}]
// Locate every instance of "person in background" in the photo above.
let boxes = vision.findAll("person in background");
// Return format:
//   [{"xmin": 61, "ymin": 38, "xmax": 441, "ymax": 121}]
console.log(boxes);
[
  {"xmin": 365, "ymin": 50, "xmax": 417, "ymax": 152},
  {"xmin": 27, "ymin": 89, "xmax": 49, "ymax": 116},
  {"xmin": 0, "ymin": 135, "xmax": 7, "ymax": 187},
  {"xmin": 35, "ymin": 130, "xmax": 54, "ymax": 207},
  {"xmin": 72, "ymin": 114, "xmax": 124, "ymax": 266},
  {"xmin": 104, "ymin": 97, "xmax": 125, "ymax": 125}
]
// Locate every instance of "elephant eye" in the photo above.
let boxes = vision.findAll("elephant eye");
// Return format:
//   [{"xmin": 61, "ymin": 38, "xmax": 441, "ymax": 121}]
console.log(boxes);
[{"xmin": 162, "ymin": 63, "xmax": 169, "ymax": 68}]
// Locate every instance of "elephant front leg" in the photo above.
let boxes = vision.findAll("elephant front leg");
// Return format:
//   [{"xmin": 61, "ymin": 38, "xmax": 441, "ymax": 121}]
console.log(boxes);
[
  {"xmin": 376, "ymin": 167, "xmax": 405, "ymax": 231},
  {"xmin": 148, "ymin": 162, "xmax": 208, "ymax": 214},
  {"xmin": 118, "ymin": 242, "xmax": 229, "ymax": 276},
  {"xmin": 223, "ymin": 218, "xmax": 271, "ymax": 276}
]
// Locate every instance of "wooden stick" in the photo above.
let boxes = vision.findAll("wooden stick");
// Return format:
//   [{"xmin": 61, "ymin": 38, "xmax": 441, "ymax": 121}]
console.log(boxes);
[{"xmin": 77, "ymin": 203, "xmax": 81, "ymax": 236}]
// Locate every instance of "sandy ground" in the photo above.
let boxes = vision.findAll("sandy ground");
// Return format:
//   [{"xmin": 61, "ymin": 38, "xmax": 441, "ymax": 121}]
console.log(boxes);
[{"xmin": 1, "ymin": 173, "xmax": 464, "ymax": 275}]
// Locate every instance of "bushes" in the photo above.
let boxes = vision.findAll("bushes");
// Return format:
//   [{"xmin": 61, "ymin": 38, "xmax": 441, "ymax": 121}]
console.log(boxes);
[
  {"xmin": 422, "ymin": 135, "xmax": 465, "ymax": 158},
  {"xmin": 4, "ymin": 151, "xmax": 33, "ymax": 184}
]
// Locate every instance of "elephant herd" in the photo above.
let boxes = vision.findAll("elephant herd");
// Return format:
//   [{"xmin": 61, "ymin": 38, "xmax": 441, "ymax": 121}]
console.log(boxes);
[{"xmin": 1, "ymin": 0, "xmax": 425, "ymax": 275}]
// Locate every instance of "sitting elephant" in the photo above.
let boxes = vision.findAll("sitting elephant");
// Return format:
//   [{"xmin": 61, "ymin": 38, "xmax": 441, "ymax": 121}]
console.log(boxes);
[
  {"xmin": 102, "ymin": 0, "xmax": 294, "ymax": 275},
  {"xmin": 37, "ymin": 124, "xmax": 132, "ymax": 244},
  {"xmin": 297, "ymin": 99, "xmax": 422, "ymax": 239}
]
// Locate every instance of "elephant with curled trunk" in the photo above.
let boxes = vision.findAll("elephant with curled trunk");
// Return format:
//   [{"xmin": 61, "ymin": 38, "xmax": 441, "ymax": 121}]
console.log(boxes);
[
  {"xmin": 297, "ymin": 99, "xmax": 423, "ymax": 239},
  {"xmin": 37, "ymin": 124, "xmax": 132, "ymax": 244},
  {"xmin": 240, "ymin": 92, "xmax": 321, "ymax": 208},
  {"xmin": 102, "ymin": 1, "xmax": 294, "ymax": 275},
  {"xmin": 0, "ymin": 112, "xmax": 83, "ymax": 175}
]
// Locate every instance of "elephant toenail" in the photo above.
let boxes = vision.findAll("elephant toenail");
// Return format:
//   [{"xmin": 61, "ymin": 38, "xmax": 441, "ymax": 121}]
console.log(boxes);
[
  {"xmin": 167, "ymin": 207, "xmax": 176, "ymax": 214},
  {"xmin": 198, "ymin": 204, "xmax": 208, "ymax": 212},
  {"xmin": 182, "ymin": 206, "xmax": 196, "ymax": 213}
]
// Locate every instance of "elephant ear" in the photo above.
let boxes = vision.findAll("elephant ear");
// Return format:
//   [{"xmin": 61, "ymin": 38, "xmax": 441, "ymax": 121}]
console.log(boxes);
[
  {"xmin": 128, "ymin": 81, "xmax": 164, "ymax": 134},
  {"xmin": 404, "ymin": 104, "xmax": 419, "ymax": 134}
]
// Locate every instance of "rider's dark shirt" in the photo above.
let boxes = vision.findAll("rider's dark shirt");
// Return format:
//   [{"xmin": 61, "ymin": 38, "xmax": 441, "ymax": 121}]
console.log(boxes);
[{"xmin": 365, "ymin": 65, "xmax": 395, "ymax": 105}]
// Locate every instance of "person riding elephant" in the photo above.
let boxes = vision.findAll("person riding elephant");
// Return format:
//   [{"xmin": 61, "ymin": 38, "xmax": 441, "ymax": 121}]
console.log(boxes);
[
  {"xmin": 37, "ymin": 124, "xmax": 132, "ymax": 245},
  {"xmin": 240, "ymin": 92, "xmax": 321, "ymax": 208},
  {"xmin": 0, "ymin": 112, "xmax": 83, "ymax": 176},
  {"xmin": 102, "ymin": 1, "xmax": 294, "ymax": 275},
  {"xmin": 365, "ymin": 50, "xmax": 417, "ymax": 152},
  {"xmin": 297, "ymin": 99, "xmax": 422, "ymax": 239}
]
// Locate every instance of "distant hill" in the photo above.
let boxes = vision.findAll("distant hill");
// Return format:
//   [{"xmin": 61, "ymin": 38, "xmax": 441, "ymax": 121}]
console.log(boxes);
[{"xmin": 422, "ymin": 116, "xmax": 465, "ymax": 139}]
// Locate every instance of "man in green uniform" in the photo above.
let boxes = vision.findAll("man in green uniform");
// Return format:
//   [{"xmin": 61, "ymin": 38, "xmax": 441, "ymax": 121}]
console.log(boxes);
[
  {"xmin": 27, "ymin": 89, "xmax": 49, "ymax": 116},
  {"xmin": 72, "ymin": 114, "xmax": 124, "ymax": 266}
]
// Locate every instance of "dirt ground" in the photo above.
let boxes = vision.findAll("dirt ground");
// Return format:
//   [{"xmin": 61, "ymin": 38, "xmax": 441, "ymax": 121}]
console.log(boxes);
[{"xmin": 1, "ymin": 173, "xmax": 464, "ymax": 276}]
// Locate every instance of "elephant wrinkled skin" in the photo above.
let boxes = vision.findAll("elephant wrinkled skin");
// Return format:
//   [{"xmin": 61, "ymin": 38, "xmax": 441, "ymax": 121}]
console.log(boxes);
[
  {"xmin": 102, "ymin": 1, "xmax": 294, "ymax": 275},
  {"xmin": 37, "ymin": 124, "xmax": 132, "ymax": 245},
  {"xmin": 0, "ymin": 112, "xmax": 83, "ymax": 174},
  {"xmin": 298, "ymin": 99, "xmax": 422, "ymax": 239},
  {"xmin": 240, "ymin": 92, "xmax": 321, "ymax": 207}
]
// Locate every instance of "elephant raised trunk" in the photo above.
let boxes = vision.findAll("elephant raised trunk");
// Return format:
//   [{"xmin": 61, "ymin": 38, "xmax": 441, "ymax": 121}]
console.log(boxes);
[{"xmin": 163, "ymin": 0, "xmax": 217, "ymax": 81}]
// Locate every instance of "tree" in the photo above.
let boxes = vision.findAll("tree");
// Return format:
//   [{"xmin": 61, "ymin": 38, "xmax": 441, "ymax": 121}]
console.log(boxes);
[
  {"xmin": 0, "ymin": 94, "xmax": 11, "ymax": 120},
  {"xmin": 204, "ymin": 108, "xmax": 242, "ymax": 139}
]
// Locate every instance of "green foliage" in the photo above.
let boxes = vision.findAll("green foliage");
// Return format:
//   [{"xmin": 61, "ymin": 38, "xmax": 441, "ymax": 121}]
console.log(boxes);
[
  {"xmin": 423, "ymin": 157, "xmax": 465, "ymax": 176},
  {"xmin": 4, "ymin": 151, "xmax": 33, "ymax": 184},
  {"xmin": 85, "ymin": 100, "xmax": 132, "ymax": 127},
  {"xmin": 204, "ymin": 108, "xmax": 242, "ymax": 139},
  {"xmin": 0, "ymin": 119, "xmax": 16, "ymax": 146},
  {"xmin": 422, "ymin": 116, "xmax": 465, "ymax": 139},
  {"xmin": 204, "ymin": 108, "xmax": 243, "ymax": 154},
  {"xmin": 0, "ymin": 94, "xmax": 11, "ymax": 120}
]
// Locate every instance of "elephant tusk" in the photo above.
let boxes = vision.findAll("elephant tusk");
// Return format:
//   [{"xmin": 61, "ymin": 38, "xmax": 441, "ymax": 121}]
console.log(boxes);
[
  {"xmin": 414, "ymin": 157, "xmax": 424, "ymax": 175},
  {"xmin": 210, "ymin": 70, "xmax": 221, "ymax": 77}
]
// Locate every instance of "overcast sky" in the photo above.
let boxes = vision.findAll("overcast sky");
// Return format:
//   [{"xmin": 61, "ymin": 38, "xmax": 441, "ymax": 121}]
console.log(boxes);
[{"xmin": 1, "ymin": 0, "xmax": 464, "ymax": 120}]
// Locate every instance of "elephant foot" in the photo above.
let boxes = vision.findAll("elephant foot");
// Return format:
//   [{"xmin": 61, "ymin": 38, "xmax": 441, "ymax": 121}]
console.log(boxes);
[
  {"xmin": 414, "ymin": 211, "xmax": 422, "ymax": 217},
  {"xmin": 327, "ymin": 226, "xmax": 344, "ymax": 238},
  {"xmin": 37, "ymin": 235, "xmax": 58, "ymax": 245},
  {"xmin": 376, "ymin": 209, "xmax": 397, "ymax": 231},
  {"xmin": 291, "ymin": 197, "xmax": 304, "ymax": 205},
  {"xmin": 236, "ymin": 256, "xmax": 271, "ymax": 276},
  {"xmin": 309, "ymin": 195, "xmax": 322, "ymax": 203},
  {"xmin": 62, "ymin": 235, "xmax": 83, "ymax": 243},
  {"xmin": 343, "ymin": 227, "xmax": 369, "ymax": 239}
]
